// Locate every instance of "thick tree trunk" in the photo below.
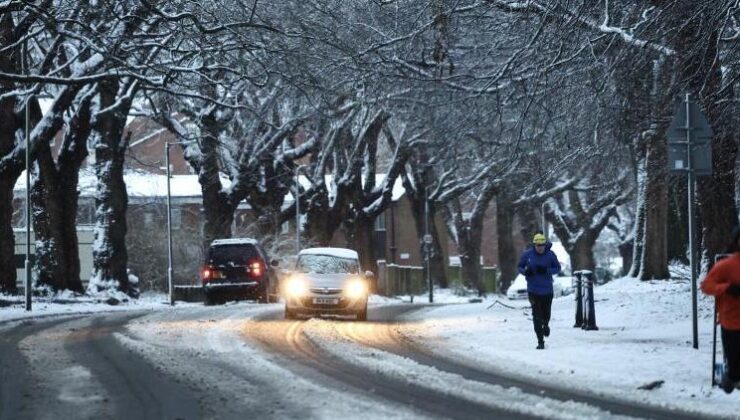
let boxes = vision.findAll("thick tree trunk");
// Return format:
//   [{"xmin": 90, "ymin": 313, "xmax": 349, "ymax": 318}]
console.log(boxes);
[
  {"xmin": 201, "ymin": 190, "xmax": 235, "ymax": 251},
  {"xmin": 618, "ymin": 239, "xmax": 633, "ymax": 276},
  {"xmin": 496, "ymin": 197, "xmax": 517, "ymax": 293},
  {"xmin": 570, "ymin": 238, "xmax": 596, "ymax": 272},
  {"xmin": 31, "ymin": 146, "xmax": 68, "ymax": 292},
  {"xmin": 198, "ymin": 112, "xmax": 236, "ymax": 251},
  {"xmin": 458, "ymin": 220, "xmax": 485, "ymax": 295},
  {"xmin": 667, "ymin": 178, "xmax": 688, "ymax": 263},
  {"xmin": 0, "ymin": 14, "xmax": 19, "ymax": 294},
  {"xmin": 344, "ymin": 214, "xmax": 377, "ymax": 277},
  {"xmin": 31, "ymin": 96, "xmax": 92, "ymax": 293},
  {"xmin": 0, "ymin": 180, "xmax": 17, "ymax": 294},
  {"xmin": 638, "ymin": 131, "xmax": 670, "ymax": 280},
  {"xmin": 629, "ymin": 157, "xmax": 647, "ymax": 277},
  {"xmin": 89, "ymin": 82, "xmax": 133, "ymax": 295},
  {"xmin": 517, "ymin": 205, "xmax": 541, "ymax": 243}
]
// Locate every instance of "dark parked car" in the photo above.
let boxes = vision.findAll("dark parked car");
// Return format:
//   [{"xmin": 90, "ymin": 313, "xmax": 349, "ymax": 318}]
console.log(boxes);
[{"xmin": 200, "ymin": 238, "xmax": 279, "ymax": 305}]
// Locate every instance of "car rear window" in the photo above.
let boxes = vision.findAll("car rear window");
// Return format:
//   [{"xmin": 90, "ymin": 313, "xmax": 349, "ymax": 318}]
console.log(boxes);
[{"xmin": 208, "ymin": 245, "xmax": 261, "ymax": 266}]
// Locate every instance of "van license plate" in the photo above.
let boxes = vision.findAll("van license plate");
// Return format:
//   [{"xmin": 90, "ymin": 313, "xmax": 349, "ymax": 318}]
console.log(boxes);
[{"xmin": 313, "ymin": 297, "xmax": 339, "ymax": 305}]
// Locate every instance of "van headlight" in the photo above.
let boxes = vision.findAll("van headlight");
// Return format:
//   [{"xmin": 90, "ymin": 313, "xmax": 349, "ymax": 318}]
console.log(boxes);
[
  {"xmin": 344, "ymin": 278, "xmax": 368, "ymax": 299},
  {"xmin": 284, "ymin": 277, "xmax": 309, "ymax": 298}
]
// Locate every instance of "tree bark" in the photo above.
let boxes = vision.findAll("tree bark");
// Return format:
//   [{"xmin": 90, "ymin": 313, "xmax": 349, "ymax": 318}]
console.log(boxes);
[
  {"xmin": 570, "ymin": 236, "xmax": 597, "ymax": 272},
  {"xmin": 496, "ymin": 195, "xmax": 517, "ymax": 293},
  {"xmin": 0, "ymin": 14, "xmax": 20, "ymax": 293},
  {"xmin": 628, "ymin": 156, "xmax": 647, "ymax": 277},
  {"xmin": 0, "ymin": 179, "xmax": 17, "ymax": 294},
  {"xmin": 303, "ymin": 186, "xmax": 343, "ymax": 246},
  {"xmin": 198, "ymin": 111, "xmax": 237, "ymax": 250},
  {"xmin": 344, "ymin": 213, "xmax": 377, "ymax": 276},
  {"xmin": 618, "ymin": 239, "xmax": 633, "ymax": 276},
  {"xmin": 31, "ymin": 95, "xmax": 92, "ymax": 293},
  {"xmin": 89, "ymin": 81, "xmax": 134, "ymax": 295},
  {"xmin": 638, "ymin": 129, "xmax": 670, "ymax": 279}
]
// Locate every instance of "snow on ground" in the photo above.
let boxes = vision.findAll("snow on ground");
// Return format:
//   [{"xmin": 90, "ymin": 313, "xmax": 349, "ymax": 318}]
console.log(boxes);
[
  {"xmin": 0, "ymin": 292, "xmax": 177, "ymax": 325},
  {"xmin": 301, "ymin": 318, "xmax": 624, "ymax": 419},
  {"xmin": 4, "ymin": 274, "xmax": 739, "ymax": 418},
  {"xmin": 399, "ymin": 276, "xmax": 740, "ymax": 419},
  {"xmin": 118, "ymin": 302, "xmax": 421, "ymax": 419}
]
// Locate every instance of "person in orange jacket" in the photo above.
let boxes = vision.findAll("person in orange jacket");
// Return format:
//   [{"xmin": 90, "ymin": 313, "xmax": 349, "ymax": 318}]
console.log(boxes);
[{"xmin": 701, "ymin": 225, "xmax": 740, "ymax": 394}]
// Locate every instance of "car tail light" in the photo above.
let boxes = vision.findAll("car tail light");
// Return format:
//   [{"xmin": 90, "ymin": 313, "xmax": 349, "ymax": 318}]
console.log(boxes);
[
  {"xmin": 247, "ymin": 260, "xmax": 263, "ymax": 278},
  {"xmin": 202, "ymin": 266, "xmax": 214, "ymax": 283}
]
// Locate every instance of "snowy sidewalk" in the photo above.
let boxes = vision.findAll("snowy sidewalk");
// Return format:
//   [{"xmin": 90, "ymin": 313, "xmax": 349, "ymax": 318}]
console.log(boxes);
[{"xmin": 399, "ymin": 278, "xmax": 740, "ymax": 419}]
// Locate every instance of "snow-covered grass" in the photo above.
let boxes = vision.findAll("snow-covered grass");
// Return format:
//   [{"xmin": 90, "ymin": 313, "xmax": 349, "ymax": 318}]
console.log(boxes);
[
  {"xmin": 0, "ymin": 291, "xmax": 183, "ymax": 325},
  {"xmin": 398, "ymin": 276, "xmax": 740, "ymax": 418}
]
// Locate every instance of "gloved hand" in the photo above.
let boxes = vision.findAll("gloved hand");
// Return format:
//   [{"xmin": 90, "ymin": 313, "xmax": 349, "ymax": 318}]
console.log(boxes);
[
  {"xmin": 727, "ymin": 284, "xmax": 740, "ymax": 296},
  {"xmin": 535, "ymin": 265, "xmax": 547, "ymax": 275},
  {"xmin": 524, "ymin": 266, "xmax": 534, "ymax": 277}
]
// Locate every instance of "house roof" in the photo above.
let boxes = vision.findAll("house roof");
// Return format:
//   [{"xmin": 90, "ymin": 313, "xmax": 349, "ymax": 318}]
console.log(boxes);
[{"xmin": 14, "ymin": 169, "xmax": 407, "ymax": 203}]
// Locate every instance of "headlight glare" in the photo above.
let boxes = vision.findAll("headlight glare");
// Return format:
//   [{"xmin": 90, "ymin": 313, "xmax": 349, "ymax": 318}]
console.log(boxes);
[
  {"xmin": 284, "ymin": 277, "xmax": 308, "ymax": 298},
  {"xmin": 344, "ymin": 278, "xmax": 368, "ymax": 299}
]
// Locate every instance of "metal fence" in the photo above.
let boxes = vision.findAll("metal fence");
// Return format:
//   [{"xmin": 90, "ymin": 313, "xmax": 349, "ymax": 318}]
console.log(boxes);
[{"xmin": 378, "ymin": 261, "xmax": 498, "ymax": 296}]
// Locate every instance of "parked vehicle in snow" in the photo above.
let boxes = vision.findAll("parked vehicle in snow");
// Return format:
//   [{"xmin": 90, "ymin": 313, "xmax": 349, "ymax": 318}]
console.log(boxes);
[
  {"xmin": 282, "ymin": 247, "xmax": 371, "ymax": 321},
  {"xmin": 200, "ymin": 238, "xmax": 279, "ymax": 305},
  {"xmin": 506, "ymin": 274, "xmax": 566, "ymax": 300}
]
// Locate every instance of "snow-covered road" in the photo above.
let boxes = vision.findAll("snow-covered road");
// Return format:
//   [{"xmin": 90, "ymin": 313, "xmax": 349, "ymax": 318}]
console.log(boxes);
[{"xmin": 0, "ymin": 299, "xmax": 721, "ymax": 419}]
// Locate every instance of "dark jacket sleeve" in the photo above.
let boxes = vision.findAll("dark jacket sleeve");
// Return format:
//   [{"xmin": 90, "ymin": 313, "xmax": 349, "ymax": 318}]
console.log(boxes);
[
  {"xmin": 548, "ymin": 251, "xmax": 562, "ymax": 275},
  {"xmin": 517, "ymin": 251, "xmax": 529, "ymax": 275}
]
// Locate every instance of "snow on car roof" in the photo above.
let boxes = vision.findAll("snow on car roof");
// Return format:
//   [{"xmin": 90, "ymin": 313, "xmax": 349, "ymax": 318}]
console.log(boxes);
[
  {"xmin": 299, "ymin": 247, "xmax": 359, "ymax": 259},
  {"xmin": 211, "ymin": 238, "xmax": 259, "ymax": 246}
]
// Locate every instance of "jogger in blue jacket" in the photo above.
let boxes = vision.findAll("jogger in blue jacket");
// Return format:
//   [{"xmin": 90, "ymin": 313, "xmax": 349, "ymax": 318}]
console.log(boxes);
[{"xmin": 517, "ymin": 232, "xmax": 562, "ymax": 349}]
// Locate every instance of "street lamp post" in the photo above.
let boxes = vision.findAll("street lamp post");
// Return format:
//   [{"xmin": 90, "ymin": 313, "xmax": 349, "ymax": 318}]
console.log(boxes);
[
  {"xmin": 294, "ymin": 165, "xmax": 307, "ymax": 253},
  {"xmin": 23, "ymin": 40, "xmax": 31, "ymax": 311},
  {"xmin": 295, "ymin": 166, "xmax": 301, "ymax": 253},
  {"xmin": 165, "ymin": 142, "xmax": 175, "ymax": 305}
]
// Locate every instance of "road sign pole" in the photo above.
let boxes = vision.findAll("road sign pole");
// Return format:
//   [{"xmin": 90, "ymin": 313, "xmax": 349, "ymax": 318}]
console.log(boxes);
[
  {"xmin": 425, "ymin": 188, "xmax": 433, "ymax": 303},
  {"xmin": 685, "ymin": 93, "xmax": 698, "ymax": 350},
  {"xmin": 668, "ymin": 92, "xmax": 712, "ymax": 350}
]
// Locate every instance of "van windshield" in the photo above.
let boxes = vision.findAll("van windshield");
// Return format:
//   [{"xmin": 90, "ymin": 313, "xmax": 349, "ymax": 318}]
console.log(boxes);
[{"xmin": 296, "ymin": 254, "xmax": 359, "ymax": 274}]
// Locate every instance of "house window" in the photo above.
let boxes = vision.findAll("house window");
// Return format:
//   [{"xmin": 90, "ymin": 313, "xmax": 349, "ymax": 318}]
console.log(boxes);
[
  {"xmin": 144, "ymin": 212, "xmax": 154, "ymax": 226},
  {"xmin": 171, "ymin": 208, "xmax": 182, "ymax": 230},
  {"xmin": 374, "ymin": 213, "xmax": 386, "ymax": 231},
  {"xmin": 76, "ymin": 198, "xmax": 95, "ymax": 226},
  {"xmin": 374, "ymin": 212, "xmax": 386, "ymax": 260}
]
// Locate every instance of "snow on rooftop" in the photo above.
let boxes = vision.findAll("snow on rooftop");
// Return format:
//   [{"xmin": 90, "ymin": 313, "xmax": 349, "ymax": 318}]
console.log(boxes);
[
  {"xmin": 299, "ymin": 247, "xmax": 359, "ymax": 260},
  {"xmin": 14, "ymin": 170, "xmax": 407, "ymax": 202},
  {"xmin": 210, "ymin": 238, "xmax": 259, "ymax": 246},
  {"xmin": 284, "ymin": 174, "xmax": 406, "ymax": 203}
]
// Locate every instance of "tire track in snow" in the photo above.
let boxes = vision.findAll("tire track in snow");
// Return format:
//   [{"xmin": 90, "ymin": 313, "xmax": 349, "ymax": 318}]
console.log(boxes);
[{"xmin": 245, "ymin": 309, "xmax": 534, "ymax": 420}]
